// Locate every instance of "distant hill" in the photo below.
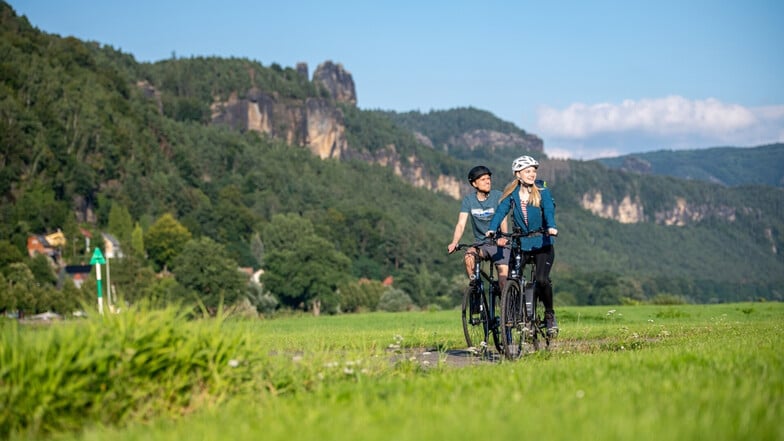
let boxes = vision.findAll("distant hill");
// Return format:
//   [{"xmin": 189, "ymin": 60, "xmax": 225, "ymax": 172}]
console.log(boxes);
[
  {"xmin": 380, "ymin": 108, "xmax": 543, "ymax": 165},
  {"xmin": 1, "ymin": 1, "xmax": 782, "ymax": 309},
  {"xmin": 593, "ymin": 144, "xmax": 784, "ymax": 188}
]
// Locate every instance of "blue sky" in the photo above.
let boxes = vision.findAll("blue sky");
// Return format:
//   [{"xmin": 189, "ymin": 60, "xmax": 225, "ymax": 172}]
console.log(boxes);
[{"xmin": 11, "ymin": 0, "xmax": 784, "ymax": 159}]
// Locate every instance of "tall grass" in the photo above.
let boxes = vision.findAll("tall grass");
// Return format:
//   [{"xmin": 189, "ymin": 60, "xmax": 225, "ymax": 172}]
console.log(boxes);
[
  {"xmin": 0, "ymin": 305, "xmax": 257, "ymax": 438},
  {"xmin": 2, "ymin": 303, "xmax": 782, "ymax": 440}
]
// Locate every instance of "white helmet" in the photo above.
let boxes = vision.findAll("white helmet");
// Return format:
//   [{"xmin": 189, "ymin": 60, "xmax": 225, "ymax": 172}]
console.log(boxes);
[{"xmin": 512, "ymin": 155, "xmax": 539, "ymax": 171}]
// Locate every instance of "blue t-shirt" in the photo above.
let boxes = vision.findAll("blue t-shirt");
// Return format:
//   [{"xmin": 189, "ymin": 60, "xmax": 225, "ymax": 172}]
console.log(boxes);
[{"xmin": 460, "ymin": 189, "xmax": 503, "ymax": 242}]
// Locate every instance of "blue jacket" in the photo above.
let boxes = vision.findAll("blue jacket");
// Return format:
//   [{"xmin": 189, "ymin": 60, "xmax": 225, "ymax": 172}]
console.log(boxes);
[{"xmin": 487, "ymin": 180, "xmax": 556, "ymax": 251}]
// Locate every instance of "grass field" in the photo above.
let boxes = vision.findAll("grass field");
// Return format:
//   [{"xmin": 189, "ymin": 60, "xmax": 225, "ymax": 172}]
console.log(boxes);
[{"xmin": 2, "ymin": 302, "xmax": 782, "ymax": 440}]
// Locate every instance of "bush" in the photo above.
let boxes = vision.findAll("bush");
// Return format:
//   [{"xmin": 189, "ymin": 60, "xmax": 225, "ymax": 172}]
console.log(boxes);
[
  {"xmin": 247, "ymin": 283, "xmax": 279, "ymax": 315},
  {"xmin": 650, "ymin": 293, "xmax": 689, "ymax": 305},
  {"xmin": 377, "ymin": 288, "xmax": 413, "ymax": 312},
  {"xmin": 338, "ymin": 279, "xmax": 385, "ymax": 312}
]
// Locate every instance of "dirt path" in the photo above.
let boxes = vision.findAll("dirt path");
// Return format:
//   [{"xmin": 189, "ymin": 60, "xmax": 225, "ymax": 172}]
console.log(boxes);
[{"xmin": 391, "ymin": 337, "xmax": 655, "ymax": 367}]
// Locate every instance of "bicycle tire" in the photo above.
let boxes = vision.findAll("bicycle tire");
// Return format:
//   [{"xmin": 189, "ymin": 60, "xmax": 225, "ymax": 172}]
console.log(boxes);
[
  {"xmin": 500, "ymin": 280, "xmax": 524, "ymax": 360},
  {"xmin": 462, "ymin": 285, "xmax": 489, "ymax": 352},
  {"xmin": 489, "ymin": 281, "xmax": 503, "ymax": 353},
  {"xmin": 532, "ymin": 288, "xmax": 551, "ymax": 350}
]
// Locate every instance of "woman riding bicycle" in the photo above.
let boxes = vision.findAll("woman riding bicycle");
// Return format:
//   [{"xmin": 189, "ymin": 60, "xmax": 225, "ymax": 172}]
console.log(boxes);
[
  {"xmin": 448, "ymin": 165, "xmax": 509, "ymax": 291},
  {"xmin": 486, "ymin": 155, "xmax": 559, "ymax": 336}
]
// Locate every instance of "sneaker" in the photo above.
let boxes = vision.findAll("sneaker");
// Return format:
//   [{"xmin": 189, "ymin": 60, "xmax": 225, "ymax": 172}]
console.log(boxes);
[{"xmin": 545, "ymin": 311, "xmax": 559, "ymax": 337}]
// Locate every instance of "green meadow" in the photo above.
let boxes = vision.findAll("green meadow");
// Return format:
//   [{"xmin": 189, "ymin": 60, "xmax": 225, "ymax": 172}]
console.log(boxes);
[{"xmin": 2, "ymin": 303, "xmax": 782, "ymax": 440}]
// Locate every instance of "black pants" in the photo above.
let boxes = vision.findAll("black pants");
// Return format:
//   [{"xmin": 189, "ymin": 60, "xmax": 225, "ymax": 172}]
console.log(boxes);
[{"xmin": 525, "ymin": 245, "xmax": 555, "ymax": 312}]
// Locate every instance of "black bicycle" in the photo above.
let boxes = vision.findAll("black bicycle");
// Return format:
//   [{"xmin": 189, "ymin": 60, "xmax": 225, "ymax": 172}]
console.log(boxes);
[
  {"xmin": 496, "ymin": 228, "xmax": 553, "ymax": 360},
  {"xmin": 453, "ymin": 241, "xmax": 503, "ymax": 355}
]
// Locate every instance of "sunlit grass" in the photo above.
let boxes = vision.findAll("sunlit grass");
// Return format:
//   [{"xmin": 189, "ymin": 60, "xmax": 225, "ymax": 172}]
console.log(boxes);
[{"xmin": 2, "ymin": 302, "xmax": 782, "ymax": 440}]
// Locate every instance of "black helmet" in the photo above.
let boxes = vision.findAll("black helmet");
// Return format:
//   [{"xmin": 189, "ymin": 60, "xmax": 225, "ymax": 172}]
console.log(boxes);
[{"xmin": 467, "ymin": 165, "xmax": 492, "ymax": 183}]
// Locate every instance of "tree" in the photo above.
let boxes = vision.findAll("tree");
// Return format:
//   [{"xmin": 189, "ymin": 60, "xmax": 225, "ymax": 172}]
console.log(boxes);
[
  {"xmin": 260, "ymin": 213, "xmax": 351, "ymax": 314},
  {"xmin": 108, "ymin": 202, "xmax": 133, "ymax": 247},
  {"xmin": 249, "ymin": 232, "xmax": 264, "ymax": 267},
  {"xmin": 5, "ymin": 263, "xmax": 39, "ymax": 316},
  {"xmin": 107, "ymin": 253, "xmax": 157, "ymax": 305},
  {"xmin": 130, "ymin": 222, "xmax": 145, "ymax": 260},
  {"xmin": 27, "ymin": 254, "xmax": 58, "ymax": 287},
  {"xmin": 58, "ymin": 277, "xmax": 87, "ymax": 314},
  {"xmin": 0, "ymin": 272, "xmax": 14, "ymax": 313},
  {"xmin": 144, "ymin": 213, "xmax": 192, "ymax": 271},
  {"xmin": 172, "ymin": 237, "xmax": 247, "ymax": 310},
  {"xmin": 0, "ymin": 240, "xmax": 24, "ymax": 274},
  {"xmin": 11, "ymin": 180, "xmax": 70, "ymax": 234}
]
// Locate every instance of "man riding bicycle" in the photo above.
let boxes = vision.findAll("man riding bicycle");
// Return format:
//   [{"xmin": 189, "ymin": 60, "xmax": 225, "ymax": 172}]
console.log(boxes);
[{"xmin": 447, "ymin": 165, "xmax": 509, "ymax": 292}]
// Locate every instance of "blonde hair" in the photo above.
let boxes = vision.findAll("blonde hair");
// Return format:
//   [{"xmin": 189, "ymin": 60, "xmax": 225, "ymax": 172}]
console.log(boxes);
[{"xmin": 501, "ymin": 179, "xmax": 542, "ymax": 207}]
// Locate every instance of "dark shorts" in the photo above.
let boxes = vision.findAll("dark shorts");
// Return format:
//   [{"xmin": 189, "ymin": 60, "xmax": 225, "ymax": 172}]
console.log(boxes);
[{"xmin": 477, "ymin": 243, "xmax": 510, "ymax": 266}]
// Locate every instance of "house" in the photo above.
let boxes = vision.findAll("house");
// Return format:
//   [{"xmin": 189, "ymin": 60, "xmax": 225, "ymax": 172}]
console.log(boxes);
[
  {"xmin": 101, "ymin": 233, "xmax": 124, "ymax": 258},
  {"xmin": 60, "ymin": 265, "xmax": 92, "ymax": 289},
  {"xmin": 26, "ymin": 230, "xmax": 65, "ymax": 265}
]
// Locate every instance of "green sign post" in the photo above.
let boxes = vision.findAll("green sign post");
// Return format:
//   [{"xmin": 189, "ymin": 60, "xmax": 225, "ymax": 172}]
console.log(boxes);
[{"xmin": 90, "ymin": 248, "xmax": 106, "ymax": 315}]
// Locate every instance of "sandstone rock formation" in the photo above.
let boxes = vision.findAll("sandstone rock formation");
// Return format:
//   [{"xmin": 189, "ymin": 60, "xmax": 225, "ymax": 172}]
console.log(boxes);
[
  {"xmin": 313, "ymin": 61, "xmax": 357, "ymax": 105},
  {"xmin": 209, "ymin": 75, "xmax": 348, "ymax": 159},
  {"xmin": 580, "ymin": 191, "xmax": 743, "ymax": 226},
  {"xmin": 342, "ymin": 145, "xmax": 463, "ymax": 199}
]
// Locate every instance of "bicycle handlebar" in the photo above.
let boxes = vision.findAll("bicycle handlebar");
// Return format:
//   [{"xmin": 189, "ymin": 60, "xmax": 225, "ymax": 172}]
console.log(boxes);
[
  {"xmin": 489, "ymin": 227, "xmax": 558, "ymax": 239},
  {"xmin": 454, "ymin": 239, "xmax": 495, "ymax": 252}
]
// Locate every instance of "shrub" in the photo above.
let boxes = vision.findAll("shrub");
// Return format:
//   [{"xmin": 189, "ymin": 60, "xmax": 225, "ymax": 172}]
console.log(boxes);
[{"xmin": 377, "ymin": 288, "xmax": 413, "ymax": 312}]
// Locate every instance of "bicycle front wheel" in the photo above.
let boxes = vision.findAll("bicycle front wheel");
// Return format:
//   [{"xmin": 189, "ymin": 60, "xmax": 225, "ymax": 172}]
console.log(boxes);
[
  {"xmin": 532, "ymin": 287, "xmax": 551, "ymax": 351},
  {"xmin": 462, "ymin": 285, "xmax": 490, "ymax": 353},
  {"xmin": 489, "ymin": 282, "xmax": 503, "ymax": 353},
  {"xmin": 500, "ymin": 280, "xmax": 524, "ymax": 360}
]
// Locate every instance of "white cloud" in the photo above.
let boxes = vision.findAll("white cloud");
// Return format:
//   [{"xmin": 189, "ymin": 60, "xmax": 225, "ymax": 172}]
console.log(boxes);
[
  {"xmin": 535, "ymin": 96, "xmax": 784, "ymax": 159},
  {"xmin": 545, "ymin": 145, "xmax": 620, "ymax": 160}
]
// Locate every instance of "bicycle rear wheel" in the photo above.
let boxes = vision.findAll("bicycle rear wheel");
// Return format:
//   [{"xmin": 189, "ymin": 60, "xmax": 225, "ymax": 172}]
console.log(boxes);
[
  {"xmin": 500, "ymin": 280, "xmax": 524, "ymax": 360},
  {"xmin": 462, "ymin": 285, "xmax": 489, "ymax": 352}
]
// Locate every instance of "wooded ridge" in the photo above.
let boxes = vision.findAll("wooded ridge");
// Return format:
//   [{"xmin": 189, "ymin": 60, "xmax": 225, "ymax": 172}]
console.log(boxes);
[{"xmin": 1, "ymin": 2, "xmax": 781, "ymax": 315}]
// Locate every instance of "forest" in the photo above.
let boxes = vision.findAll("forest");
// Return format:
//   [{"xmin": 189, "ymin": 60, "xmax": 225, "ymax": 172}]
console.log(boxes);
[{"xmin": 1, "ymin": 2, "xmax": 782, "ymax": 318}]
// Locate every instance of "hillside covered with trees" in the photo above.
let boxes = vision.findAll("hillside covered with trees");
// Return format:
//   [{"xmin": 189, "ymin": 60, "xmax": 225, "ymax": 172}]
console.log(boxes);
[
  {"xmin": 1, "ymin": 2, "xmax": 782, "ymax": 319},
  {"xmin": 594, "ymin": 143, "xmax": 784, "ymax": 188}
]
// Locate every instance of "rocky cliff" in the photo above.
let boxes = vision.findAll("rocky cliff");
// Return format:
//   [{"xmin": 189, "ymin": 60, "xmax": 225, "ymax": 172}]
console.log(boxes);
[
  {"xmin": 580, "ymin": 191, "xmax": 745, "ymax": 226},
  {"xmin": 203, "ymin": 61, "xmax": 532, "ymax": 199},
  {"xmin": 209, "ymin": 62, "xmax": 351, "ymax": 160},
  {"xmin": 342, "ymin": 145, "xmax": 463, "ymax": 199}
]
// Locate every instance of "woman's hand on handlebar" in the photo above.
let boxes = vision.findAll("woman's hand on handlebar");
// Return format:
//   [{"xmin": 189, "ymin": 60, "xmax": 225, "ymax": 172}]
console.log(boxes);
[
  {"xmin": 547, "ymin": 228, "xmax": 558, "ymax": 237},
  {"xmin": 484, "ymin": 230, "xmax": 507, "ymax": 247}
]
